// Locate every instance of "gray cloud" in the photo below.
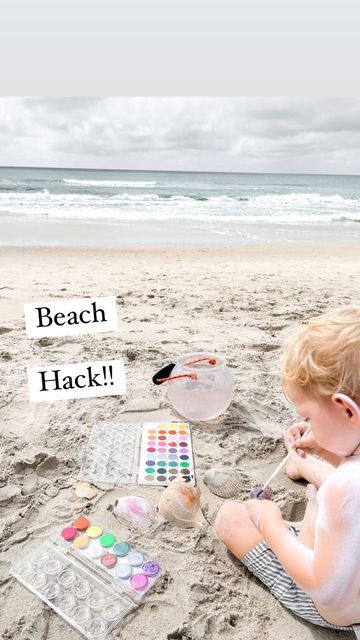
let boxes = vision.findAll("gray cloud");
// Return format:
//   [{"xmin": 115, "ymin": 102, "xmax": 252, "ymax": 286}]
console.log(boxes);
[{"xmin": 0, "ymin": 97, "xmax": 359, "ymax": 173}]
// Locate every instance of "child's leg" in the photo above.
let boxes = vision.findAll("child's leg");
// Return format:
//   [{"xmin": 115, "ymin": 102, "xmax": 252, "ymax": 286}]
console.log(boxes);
[{"xmin": 214, "ymin": 502, "xmax": 264, "ymax": 559}]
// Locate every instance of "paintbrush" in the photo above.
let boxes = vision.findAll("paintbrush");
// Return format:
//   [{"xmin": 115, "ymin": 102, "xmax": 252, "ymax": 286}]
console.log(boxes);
[{"xmin": 255, "ymin": 425, "xmax": 312, "ymax": 497}]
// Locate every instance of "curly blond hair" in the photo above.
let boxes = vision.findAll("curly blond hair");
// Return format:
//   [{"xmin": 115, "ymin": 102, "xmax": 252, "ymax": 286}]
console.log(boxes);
[{"xmin": 282, "ymin": 306, "xmax": 360, "ymax": 398}]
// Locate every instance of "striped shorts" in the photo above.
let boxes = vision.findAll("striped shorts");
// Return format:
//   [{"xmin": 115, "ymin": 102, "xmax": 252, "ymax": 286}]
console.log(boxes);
[{"xmin": 241, "ymin": 525, "xmax": 360, "ymax": 637}]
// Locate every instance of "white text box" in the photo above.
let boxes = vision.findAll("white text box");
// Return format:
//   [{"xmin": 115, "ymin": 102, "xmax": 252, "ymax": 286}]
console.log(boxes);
[
  {"xmin": 27, "ymin": 359, "xmax": 126, "ymax": 402},
  {"xmin": 24, "ymin": 296, "xmax": 118, "ymax": 338}
]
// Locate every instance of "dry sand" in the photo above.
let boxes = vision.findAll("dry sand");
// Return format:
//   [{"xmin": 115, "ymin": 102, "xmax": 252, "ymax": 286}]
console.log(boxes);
[{"xmin": 1, "ymin": 244, "xmax": 360, "ymax": 640}]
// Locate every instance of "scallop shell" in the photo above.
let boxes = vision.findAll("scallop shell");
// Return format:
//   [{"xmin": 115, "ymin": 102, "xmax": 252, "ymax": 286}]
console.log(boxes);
[
  {"xmin": 203, "ymin": 468, "xmax": 243, "ymax": 498},
  {"xmin": 112, "ymin": 496, "xmax": 156, "ymax": 531},
  {"xmin": 157, "ymin": 478, "xmax": 205, "ymax": 529}
]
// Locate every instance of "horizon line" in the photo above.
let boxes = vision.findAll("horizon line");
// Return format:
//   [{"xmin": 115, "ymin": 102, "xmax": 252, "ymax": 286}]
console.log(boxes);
[{"xmin": 0, "ymin": 165, "xmax": 360, "ymax": 178}]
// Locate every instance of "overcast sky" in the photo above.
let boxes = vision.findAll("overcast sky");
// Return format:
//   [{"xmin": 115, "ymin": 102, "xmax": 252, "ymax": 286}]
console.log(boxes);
[{"xmin": 0, "ymin": 97, "xmax": 359, "ymax": 174}]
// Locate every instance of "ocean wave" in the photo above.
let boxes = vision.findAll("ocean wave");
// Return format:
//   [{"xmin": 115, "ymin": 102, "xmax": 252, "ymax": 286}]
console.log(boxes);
[
  {"xmin": 62, "ymin": 178, "xmax": 157, "ymax": 187},
  {"xmin": 0, "ymin": 190, "xmax": 359, "ymax": 225}
]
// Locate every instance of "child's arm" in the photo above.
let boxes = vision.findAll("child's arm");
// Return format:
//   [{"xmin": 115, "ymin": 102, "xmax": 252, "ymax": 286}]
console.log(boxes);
[{"xmin": 245, "ymin": 481, "xmax": 360, "ymax": 608}]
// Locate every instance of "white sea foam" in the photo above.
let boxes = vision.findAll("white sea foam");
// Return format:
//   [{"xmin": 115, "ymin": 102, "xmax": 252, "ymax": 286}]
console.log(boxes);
[
  {"xmin": 62, "ymin": 179, "xmax": 157, "ymax": 187},
  {"xmin": 0, "ymin": 190, "xmax": 359, "ymax": 225}
]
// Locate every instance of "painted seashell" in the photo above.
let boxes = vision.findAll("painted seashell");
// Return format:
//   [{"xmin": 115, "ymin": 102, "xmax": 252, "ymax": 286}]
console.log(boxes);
[
  {"xmin": 203, "ymin": 468, "xmax": 243, "ymax": 498},
  {"xmin": 112, "ymin": 496, "xmax": 156, "ymax": 531},
  {"xmin": 249, "ymin": 486, "xmax": 273, "ymax": 500},
  {"xmin": 157, "ymin": 478, "xmax": 205, "ymax": 529}
]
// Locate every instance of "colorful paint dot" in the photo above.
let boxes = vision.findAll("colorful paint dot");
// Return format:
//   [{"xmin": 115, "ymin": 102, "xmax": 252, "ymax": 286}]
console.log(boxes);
[
  {"xmin": 73, "ymin": 535, "xmax": 90, "ymax": 549},
  {"xmin": 145, "ymin": 467, "xmax": 155, "ymax": 474},
  {"xmin": 146, "ymin": 460, "xmax": 155, "ymax": 466},
  {"xmin": 99, "ymin": 533, "xmax": 116, "ymax": 548},
  {"xmin": 169, "ymin": 448, "xmax": 177, "ymax": 453},
  {"xmin": 169, "ymin": 468, "xmax": 178, "ymax": 474},
  {"xmin": 142, "ymin": 561, "xmax": 160, "ymax": 577},
  {"xmin": 72, "ymin": 516, "xmax": 90, "ymax": 531},
  {"xmin": 115, "ymin": 563, "xmax": 132, "ymax": 579},
  {"xmin": 148, "ymin": 435, "xmax": 156, "ymax": 440},
  {"xmin": 157, "ymin": 461, "xmax": 166, "ymax": 467},
  {"xmin": 169, "ymin": 461, "xmax": 178, "ymax": 467},
  {"xmin": 158, "ymin": 447, "xmax": 166, "ymax": 453},
  {"xmin": 147, "ymin": 447, "xmax": 156, "ymax": 452},
  {"xmin": 180, "ymin": 448, "xmax": 189, "ymax": 453},
  {"xmin": 179, "ymin": 430, "xmax": 187, "ymax": 435},
  {"xmin": 169, "ymin": 454, "xmax": 178, "ymax": 460},
  {"xmin": 101, "ymin": 553, "xmax": 117, "ymax": 569},
  {"xmin": 157, "ymin": 476, "xmax": 166, "ymax": 482},
  {"xmin": 158, "ymin": 435, "xmax": 166, "ymax": 441},
  {"xmin": 169, "ymin": 430, "xmax": 177, "ymax": 435},
  {"xmin": 128, "ymin": 551, "xmax": 144, "ymax": 566},
  {"xmin": 180, "ymin": 461, "xmax": 190, "ymax": 468},
  {"xmin": 180, "ymin": 454, "xmax": 189, "ymax": 460},
  {"xmin": 61, "ymin": 527, "xmax": 77, "ymax": 541},
  {"xmin": 145, "ymin": 475, "xmax": 154, "ymax": 481},
  {"xmin": 181, "ymin": 469, "xmax": 190, "ymax": 475},
  {"xmin": 113, "ymin": 542, "xmax": 129, "ymax": 557},
  {"xmin": 148, "ymin": 429, "xmax": 156, "ymax": 434},
  {"xmin": 130, "ymin": 573, "xmax": 148, "ymax": 590},
  {"xmin": 157, "ymin": 468, "xmax": 166, "ymax": 474},
  {"xmin": 169, "ymin": 441, "xmax": 177, "ymax": 447},
  {"xmin": 179, "ymin": 442, "xmax": 188, "ymax": 447},
  {"xmin": 159, "ymin": 430, "xmax": 166, "ymax": 434}
]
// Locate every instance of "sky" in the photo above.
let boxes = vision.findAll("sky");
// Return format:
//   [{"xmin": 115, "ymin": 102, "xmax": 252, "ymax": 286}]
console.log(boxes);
[{"xmin": 0, "ymin": 97, "xmax": 359, "ymax": 174}]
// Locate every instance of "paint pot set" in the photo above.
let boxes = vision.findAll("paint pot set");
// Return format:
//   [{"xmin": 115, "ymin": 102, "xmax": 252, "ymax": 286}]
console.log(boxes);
[
  {"xmin": 11, "ymin": 542, "xmax": 135, "ymax": 640},
  {"xmin": 58, "ymin": 515, "xmax": 161, "ymax": 599},
  {"xmin": 11, "ymin": 515, "xmax": 161, "ymax": 639},
  {"xmin": 79, "ymin": 421, "xmax": 195, "ymax": 488}
]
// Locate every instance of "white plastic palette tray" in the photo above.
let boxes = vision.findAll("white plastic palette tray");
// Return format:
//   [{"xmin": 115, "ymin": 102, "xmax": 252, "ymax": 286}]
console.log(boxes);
[
  {"xmin": 11, "ymin": 517, "xmax": 161, "ymax": 640},
  {"xmin": 78, "ymin": 421, "xmax": 195, "ymax": 487}
]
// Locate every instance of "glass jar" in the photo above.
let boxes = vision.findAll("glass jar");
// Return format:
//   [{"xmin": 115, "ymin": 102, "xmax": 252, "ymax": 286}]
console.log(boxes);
[{"xmin": 166, "ymin": 352, "xmax": 233, "ymax": 421}]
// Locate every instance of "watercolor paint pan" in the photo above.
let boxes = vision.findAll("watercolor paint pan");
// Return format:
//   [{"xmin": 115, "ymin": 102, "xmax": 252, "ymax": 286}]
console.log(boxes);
[
  {"xmin": 11, "ymin": 542, "xmax": 135, "ymax": 640},
  {"xmin": 138, "ymin": 422, "xmax": 195, "ymax": 487},
  {"xmin": 56, "ymin": 515, "xmax": 161, "ymax": 602},
  {"xmin": 78, "ymin": 421, "xmax": 196, "ymax": 488},
  {"xmin": 78, "ymin": 421, "xmax": 142, "ymax": 486}
]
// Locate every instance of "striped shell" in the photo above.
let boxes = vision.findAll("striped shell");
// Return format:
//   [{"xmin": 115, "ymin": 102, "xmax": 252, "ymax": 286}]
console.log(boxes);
[
  {"xmin": 203, "ymin": 468, "xmax": 243, "ymax": 498},
  {"xmin": 112, "ymin": 496, "xmax": 156, "ymax": 531},
  {"xmin": 157, "ymin": 478, "xmax": 205, "ymax": 529}
]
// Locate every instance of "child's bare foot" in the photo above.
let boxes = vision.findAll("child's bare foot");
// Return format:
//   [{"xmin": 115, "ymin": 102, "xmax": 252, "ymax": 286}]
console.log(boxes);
[{"xmin": 283, "ymin": 431, "xmax": 305, "ymax": 480}]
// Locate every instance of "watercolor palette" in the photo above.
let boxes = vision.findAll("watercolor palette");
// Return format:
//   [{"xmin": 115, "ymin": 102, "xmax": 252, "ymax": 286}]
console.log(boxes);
[
  {"xmin": 78, "ymin": 421, "xmax": 195, "ymax": 488},
  {"xmin": 11, "ymin": 542, "xmax": 135, "ymax": 640},
  {"xmin": 78, "ymin": 421, "xmax": 141, "ymax": 486},
  {"xmin": 58, "ymin": 515, "xmax": 161, "ymax": 600},
  {"xmin": 11, "ymin": 516, "xmax": 161, "ymax": 639},
  {"xmin": 138, "ymin": 422, "xmax": 195, "ymax": 487}
]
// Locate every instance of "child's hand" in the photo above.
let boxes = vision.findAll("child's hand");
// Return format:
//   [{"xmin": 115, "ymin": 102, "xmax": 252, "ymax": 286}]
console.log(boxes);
[
  {"xmin": 283, "ymin": 421, "xmax": 319, "ymax": 458},
  {"xmin": 244, "ymin": 498, "xmax": 283, "ymax": 535}
]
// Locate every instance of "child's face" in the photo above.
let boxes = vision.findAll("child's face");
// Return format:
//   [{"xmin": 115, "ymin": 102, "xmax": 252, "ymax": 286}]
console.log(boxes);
[{"xmin": 284, "ymin": 382, "xmax": 360, "ymax": 457}]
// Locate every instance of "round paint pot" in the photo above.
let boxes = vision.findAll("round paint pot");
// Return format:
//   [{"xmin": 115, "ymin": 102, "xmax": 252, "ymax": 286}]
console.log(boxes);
[
  {"xmin": 127, "ymin": 551, "xmax": 144, "ymax": 567},
  {"xmin": 72, "ymin": 579, "xmax": 91, "ymax": 600},
  {"xmin": 142, "ymin": 561, "xmax": 160, "ymax": 577},
  {"xmin": 44, "ymin": 559, "xmax": 63, "ymax": 576},
  {"xmin": 87, "ymin": 591, "xmax": 106, "ymax": 611},
  {"xmin": 43, "ymin": 583, "xmax": 60, "ymax": 601},
  {"xmin": 30, "ymin": 572, "xmax": 47, "ymax": 590},
  {"xmin": 59, "ymin": 569, "xmax": 77, "ymax": 588},
  {"xmin": 103, "ymin": 602, "xmax": 122, "ymax": 622},
  {"xmin": 86, "ymin": 525, "xmax": 103, "ymax": 539},
  {"xmin": 130, "ymin": 573, "xmax": 148, "ymax": 590},
  {"xmin": 75, "ymin": 605, "xmax": 92, "ymax": 627},
  {"xmin": 16, "ymin": 561, "xmax": 34, "ymax": 579},
  {"xmin": 72, "ymin": 516, "xmax": 90, "ymax": 531},
  {"xmin": 73, "ymin": 535, "xmax": 90, "ymax": 550},
  {"xmin": 32, "ymin": 551, "xmax": 51, "ymax": 567},
  {"xmin": 113, "ymin": 541, "xmax": 129, "ymax": 557},
  {"xmin": 61, "ymin": 526, "xmax": 77, "ymax": 542},
  {"xmin": 87, "ymin": 542, "xmax": 104, "ymax": 559},
  {"xmin": 87, "ymin": 620, "xmax": 107, "ymax": 638},
  {"xmin": 100, "ymin": 553, "xmax": 117, "ymax": 569},
  {"xmin": 115, "ymin": 563, "xmax": 132, "ymax": 580},
  {"xmin": 57, "ymin": 592, "xmax": 77, "ymax": 614},
  {"xmin": 99, "ymin": 533, "xmax": 116, "ymax": 548}
]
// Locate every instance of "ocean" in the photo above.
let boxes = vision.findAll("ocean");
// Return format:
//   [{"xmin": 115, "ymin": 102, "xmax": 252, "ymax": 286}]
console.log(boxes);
[{"xmin": 0, "ymin": 166, "xmax": 359, "ymax": 246}]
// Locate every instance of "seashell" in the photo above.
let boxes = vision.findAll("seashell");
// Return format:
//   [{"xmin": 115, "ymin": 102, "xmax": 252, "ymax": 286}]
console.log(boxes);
[
  {"xmin": 73, "ymin": 481, "xmax": 97, "ymax": 500},
  {"xmin": 203, "ymin": 468, "xmax": 243, "ymax": 498},
  {"xmin": 249, "ymin": 486, "xmax": 273, "ymax": 500},
  {"xmin": 157, "ymin": 478, "xmax": 206, "ymax": 529},
  {"xmin": 112, "ymin": 496, "xmax": 156, "ymax": 531}
]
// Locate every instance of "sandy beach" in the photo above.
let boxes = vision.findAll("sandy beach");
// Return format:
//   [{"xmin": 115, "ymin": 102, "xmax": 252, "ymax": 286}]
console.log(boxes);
[{"xmin": 1, "ymin": 243, "xmax": 360, "ymax": 640}]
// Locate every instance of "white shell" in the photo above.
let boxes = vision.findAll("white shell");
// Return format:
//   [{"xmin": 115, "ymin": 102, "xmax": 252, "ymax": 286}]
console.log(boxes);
[
  {"xmin": 203, "ymin": 468, "xmax": 243, "ymax": 498},
  {"xmin": 157, "ymin": 478, "xmax": 205, "ymax": 529},
  {"xmin": 112, "ymin": 496, "xmax": 156, "ymax": 531}
]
